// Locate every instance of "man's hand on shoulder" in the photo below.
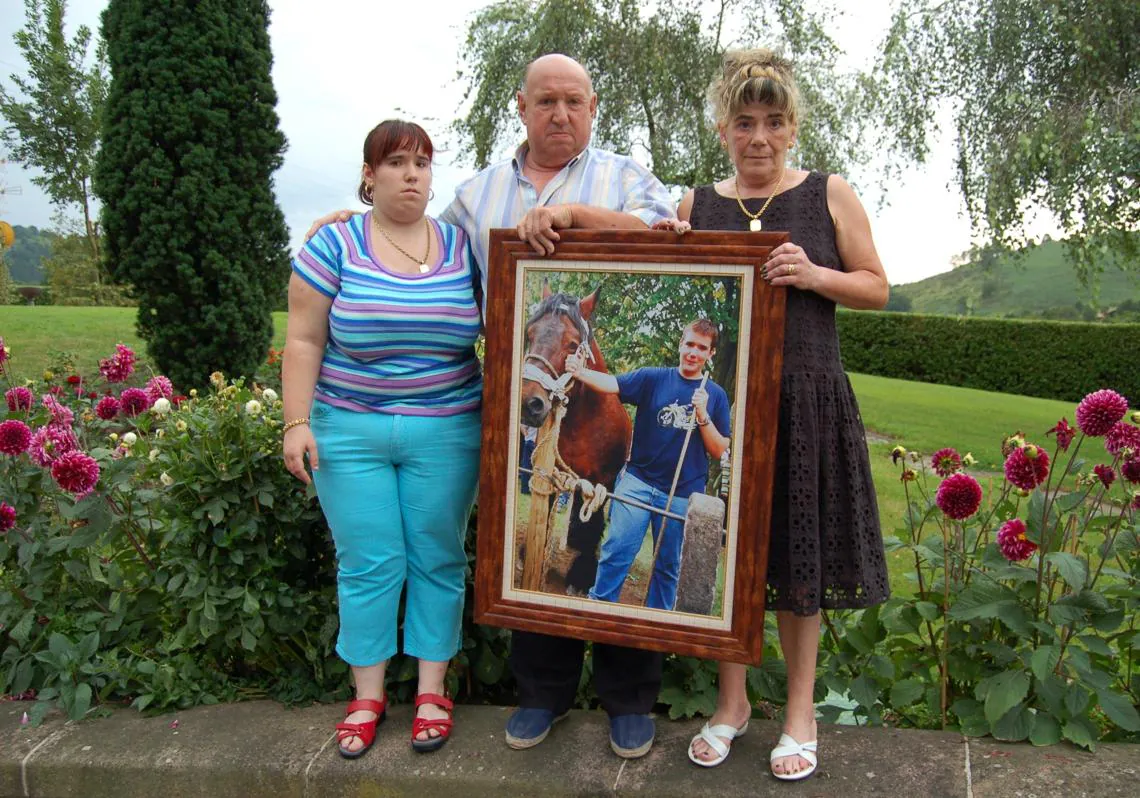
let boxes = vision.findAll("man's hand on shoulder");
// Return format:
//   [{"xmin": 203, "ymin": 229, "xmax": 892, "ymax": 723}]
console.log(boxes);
[
  {"xmin": 517, "ymin": 204, "xmax": 575, "ymax": 255},
  {"xmin": 305, "ymin": 210, "xmax": 358, "ymax": 241}
]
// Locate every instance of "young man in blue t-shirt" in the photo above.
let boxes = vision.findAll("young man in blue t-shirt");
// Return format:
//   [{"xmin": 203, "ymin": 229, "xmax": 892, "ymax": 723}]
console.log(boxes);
[{"xmin": 565, "ymin": 319, "xmax": 731, "ymax": 610}]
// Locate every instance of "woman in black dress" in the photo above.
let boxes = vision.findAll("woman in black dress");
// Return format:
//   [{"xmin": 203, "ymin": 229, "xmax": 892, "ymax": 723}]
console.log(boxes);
[{"xmin": 678, "ymin": 49, "xmax": 891, "ymax": 780}]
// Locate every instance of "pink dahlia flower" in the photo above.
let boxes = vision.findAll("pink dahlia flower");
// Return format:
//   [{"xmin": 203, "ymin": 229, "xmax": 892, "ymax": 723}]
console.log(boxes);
[
  {"xmin": 28, "ymin": 425, "xmax": 79, "ymax": 467},
  {"xmin": 119, "ymin": 387, "xmax": 151, "ymax": 417},
  {"xmin": 0, "ymin": 501, "xmax": 15, "ymax": 533},
  {"xmin": 51, "ymin": 450, "xmax": 100, "ymax": 497},
  {"xmin": 931, "ymin": 447, "xmax": 962, "ymax": 477},
  {"xmin": 1104, "ymin": 422, "xmax": 1140, "ymax": 457},
  {"xmin": 1132, "ymin": 493, "xmax": 1140, "ymax": 511},
  {"xmin": 997, "ymin": 518, "xmax": 1036, "ymax": 562},
  {"xmin": 1046, "ymin": 418, "xmax": 1075, "ymax": 451},
  {"xmin": 936, "ymin": 472, "xmax": 983, "ymax": 520},
  {"xmin": 1076, "ymin": 390, "xmax": 1129, "ymax": 437},
  {"xmin": 1093, "ymin": 464, "xmax": 1116, "ymax": 488},
  {"xmin": 1004, "ymin": 445, "xmax": 1051, "ymax": 491},
  {"xmin": 145, "ymin": 376, "xmax": 173, "ymax": 402},
  {"xmin": 0, "ymin": 419, "xmax": 33, "ymax": 456},
  {"xmin": 98, "ymin": 344, "xmax": 136, "ymax": 383},
  {"xmin": 6, "ymin": 386, "xmax": 33, "ymax": 412},
  {"xmin": 41, "ymin": 394, "xmax": 74, "ymax": 428},
  {"xmin": 95, "ymin": 395, "xmax": 120, "ymax": 420},
  {"xmin": 1122, "ymin": 457, "xmax": 1140, "ymax": 485}
]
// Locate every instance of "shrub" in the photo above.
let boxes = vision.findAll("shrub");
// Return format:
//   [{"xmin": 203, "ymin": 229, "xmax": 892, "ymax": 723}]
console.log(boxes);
[{"xmin": 837, "ymin": 311, "xmax": 1140, "ymax": 403}]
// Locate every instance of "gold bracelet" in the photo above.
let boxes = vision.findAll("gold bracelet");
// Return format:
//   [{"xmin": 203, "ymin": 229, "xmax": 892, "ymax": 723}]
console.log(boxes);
[{"xmin": 282, "ymin": 417, "xmax": 310, "ymax": 434}]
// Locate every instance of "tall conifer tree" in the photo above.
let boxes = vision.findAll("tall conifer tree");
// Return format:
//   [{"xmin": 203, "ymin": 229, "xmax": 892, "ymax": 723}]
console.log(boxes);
[{"xmin": 95, "ymin": 0, "xmax": 289, "ymax": 387}]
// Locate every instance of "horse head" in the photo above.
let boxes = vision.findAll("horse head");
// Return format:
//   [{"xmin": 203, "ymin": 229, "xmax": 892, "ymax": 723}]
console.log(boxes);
[{"xmin": 520, "ymin": 282, "xmax": 600, "ymax": 427}]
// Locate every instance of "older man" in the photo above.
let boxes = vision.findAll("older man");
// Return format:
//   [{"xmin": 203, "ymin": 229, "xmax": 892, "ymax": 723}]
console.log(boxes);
[
  {"xmin": 457, "ymin": 54, "xmax": 672, "ymax": 760},
  {"xmin": 306, "ymin": 54, "xmax": 674, "ymax": 759}
]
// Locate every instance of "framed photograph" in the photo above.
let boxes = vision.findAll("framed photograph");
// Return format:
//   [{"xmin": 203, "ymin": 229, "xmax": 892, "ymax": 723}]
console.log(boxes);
[{"xmin": 474, "ymin": 229, "xmax": 788, "ymax": 664}]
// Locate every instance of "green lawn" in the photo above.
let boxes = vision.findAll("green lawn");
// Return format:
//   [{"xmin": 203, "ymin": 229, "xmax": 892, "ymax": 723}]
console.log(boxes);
[
  {"xmin": 0, "ymin": 306, "xmax": 286, "ymax": 380},
  {"xmin": 849, "ymin": 372, "xmax": 1118, "ymax": 471}
]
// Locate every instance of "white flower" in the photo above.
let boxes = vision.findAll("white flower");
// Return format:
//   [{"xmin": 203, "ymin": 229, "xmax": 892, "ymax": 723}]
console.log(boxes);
[
  {"xmin": 261, "ymin": 388, "xmax": 278, "ymax": 403},
  {"xmin": 176, "ymin": 420, "xmax": 188, "ymax": 432},
  {"xmin": 160, "ymin": 472, "xmax": 174, "ymax": 487},
  {"xmin": 152, "ymin": 397, "xmax": 172, "ymax": 415},
  {"xmin": 122, "ymin": 432, "xmax": 137, "ymax": 445},
  {"xmin": 149, "ymin": 448, "xmax": 160, "ymax": 462},
  {"xmin": 156, "ymin": 429, "xmax": 165, "ymax": 438},
  {"xmin": 244, "ymin": 399, "xmax": 263, "ymax": 416}
]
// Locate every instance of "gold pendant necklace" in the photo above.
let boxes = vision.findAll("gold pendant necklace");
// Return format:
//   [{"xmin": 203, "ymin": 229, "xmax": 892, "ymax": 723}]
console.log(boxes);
[
  {"xmin": 734, "ymin": 169, "xmax": 785, "ymax": 232},
  {"xmin": 374, "ymin": 215, "xmax": 432, "ymax": 273}
]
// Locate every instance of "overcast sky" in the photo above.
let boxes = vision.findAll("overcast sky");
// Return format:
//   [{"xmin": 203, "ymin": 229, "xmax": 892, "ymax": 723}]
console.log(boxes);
[{"xmin": 0, "ymin": 0, "xmax": 1050, "ymax": 286}]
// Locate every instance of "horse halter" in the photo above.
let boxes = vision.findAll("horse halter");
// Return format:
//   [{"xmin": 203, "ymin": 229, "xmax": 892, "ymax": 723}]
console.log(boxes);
[{"xmin": 522, "ymin": 300, "xmax": 596, "ymax": 404}]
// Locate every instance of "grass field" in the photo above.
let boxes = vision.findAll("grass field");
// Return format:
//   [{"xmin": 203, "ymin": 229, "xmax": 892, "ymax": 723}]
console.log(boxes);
[{"xmin": 0, "ymin": 306, "xmax": 287, "ymax": 379}]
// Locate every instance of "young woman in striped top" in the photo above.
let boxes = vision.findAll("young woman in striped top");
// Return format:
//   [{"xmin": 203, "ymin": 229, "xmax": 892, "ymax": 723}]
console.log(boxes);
[{"xmin": 282, "ymin": 120, "xmax": 482, "ymax": 758}]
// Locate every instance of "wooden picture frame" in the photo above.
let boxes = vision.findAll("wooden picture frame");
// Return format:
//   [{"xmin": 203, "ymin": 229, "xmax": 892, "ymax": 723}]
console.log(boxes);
[{"xmin": 474, "ymin": 229, "xmax": 787, "ymax": 664}]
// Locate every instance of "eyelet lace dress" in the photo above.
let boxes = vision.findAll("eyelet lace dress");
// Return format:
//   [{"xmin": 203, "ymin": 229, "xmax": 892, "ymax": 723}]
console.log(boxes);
[{"xmin": 689, "ymin": 172, "xmax": 890, "ymax": 615}]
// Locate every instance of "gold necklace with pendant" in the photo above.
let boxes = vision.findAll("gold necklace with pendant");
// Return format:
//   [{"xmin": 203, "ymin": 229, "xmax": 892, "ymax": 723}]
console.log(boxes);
[
  {"xmin": 734, "ymin": 169, "xmax": 786, "ymax": 232},
  {"xmin": 373, "ymin": 214, "xmax": 432, "ymax": 273}
]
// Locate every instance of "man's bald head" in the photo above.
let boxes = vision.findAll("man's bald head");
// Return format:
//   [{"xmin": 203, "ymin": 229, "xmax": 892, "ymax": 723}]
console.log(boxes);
[
  {"xmin": 521, "ymin": 54, "xmax": 594, "ymax": 96},
  {"xmin": 517, "ymin": 53, "xmax": 598, "ymax": 169}
]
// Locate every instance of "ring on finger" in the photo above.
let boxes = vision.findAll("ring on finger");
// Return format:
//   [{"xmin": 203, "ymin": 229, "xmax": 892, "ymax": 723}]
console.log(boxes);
[{"xmin": 788, "ymin": 263, "xmax": 797, "ymax": 275}]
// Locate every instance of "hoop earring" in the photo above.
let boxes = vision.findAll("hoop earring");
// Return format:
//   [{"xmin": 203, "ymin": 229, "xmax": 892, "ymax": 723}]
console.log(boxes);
[{"xmin": 429, "ymin": 189, "xmax": 435, "ymax": 201}]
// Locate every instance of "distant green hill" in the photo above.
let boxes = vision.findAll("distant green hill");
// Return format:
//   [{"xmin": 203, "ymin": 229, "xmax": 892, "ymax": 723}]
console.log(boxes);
[
  {"xmin": 1, "ymin": 225, "xmax": 53, "ymax": 284},
  {"xmin": 890, "ymin": 240, "xmax": 1140, "ymax": 321}
]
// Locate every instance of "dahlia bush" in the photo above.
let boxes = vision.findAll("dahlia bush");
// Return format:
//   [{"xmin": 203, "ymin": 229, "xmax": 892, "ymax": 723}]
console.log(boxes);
[
  {"xmin": 827, "ymin": 387, "xmax": 1140, "ymax": 749},
  {"xmin": 1, "ymin": 341, "xmax": 505, "ymax": 725},
  {"xmin": 0, "ymin": 342, "xmax": 343, "ymax": 724}
]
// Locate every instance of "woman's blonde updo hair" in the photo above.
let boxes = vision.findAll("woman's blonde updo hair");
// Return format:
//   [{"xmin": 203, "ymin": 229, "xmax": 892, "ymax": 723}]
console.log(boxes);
[{"xmin": 709, "ymin": 48, "xmax": 801, "ymax": 129}]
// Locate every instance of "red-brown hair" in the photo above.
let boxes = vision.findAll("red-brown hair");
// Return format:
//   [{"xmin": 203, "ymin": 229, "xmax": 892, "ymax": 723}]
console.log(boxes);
[
  {"xmin": 358, "ymin": 119, "xmax": 434, "ymax": 205},
  {"xmin": 684, "ymin": 318, "xmax": 719, "ymax": 350}
]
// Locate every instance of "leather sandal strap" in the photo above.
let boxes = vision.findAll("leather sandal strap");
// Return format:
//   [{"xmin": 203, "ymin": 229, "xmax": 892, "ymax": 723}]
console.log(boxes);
[
  {"xmin": 412, "ymin": 716, "xmax": 454, "ymax": 735},
  {"xmin": 415, "ymin": 692, "xmax": 453, "ymax": 711},
  {"xmin": 694, "ymin": 724, "xmax": 730, "ymax": 758},
  {"xmin": 346, "ymin": 697, "xmax": 386, "ymax": 715}
]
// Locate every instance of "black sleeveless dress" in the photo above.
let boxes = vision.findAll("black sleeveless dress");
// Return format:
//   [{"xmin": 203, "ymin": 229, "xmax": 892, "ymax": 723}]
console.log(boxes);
[{"xmin": 689, "ymin": 173, "xmax": 889, "ymax": 615}]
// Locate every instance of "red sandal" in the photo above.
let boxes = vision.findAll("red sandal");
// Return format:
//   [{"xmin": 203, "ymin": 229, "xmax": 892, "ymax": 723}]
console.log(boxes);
[
  {"xmin": 336, "ymin": 697, "xmax": 387, "ymax": 759},
  {"xmin": 411, "ymin": 693, "xmax": 454, "ymax": 753}
]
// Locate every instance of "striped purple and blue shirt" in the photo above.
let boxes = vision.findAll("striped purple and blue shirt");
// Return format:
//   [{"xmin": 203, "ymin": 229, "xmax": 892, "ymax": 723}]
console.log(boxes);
[{"xmin": 292, "ymin": 213, "xmax": 482, "ymax": 416}]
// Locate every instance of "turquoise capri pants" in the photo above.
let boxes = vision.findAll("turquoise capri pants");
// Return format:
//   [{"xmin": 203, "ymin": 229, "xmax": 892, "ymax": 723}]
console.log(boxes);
[{"xmin": 310, "ymin": 400, "xmax": 481, "ymax": 666}]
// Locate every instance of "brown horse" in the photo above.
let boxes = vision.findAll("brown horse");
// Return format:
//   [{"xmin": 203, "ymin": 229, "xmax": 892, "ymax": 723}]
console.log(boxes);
[{"xmin": 520, "ymin": 284, "xmax": 632, "ymax": 592}]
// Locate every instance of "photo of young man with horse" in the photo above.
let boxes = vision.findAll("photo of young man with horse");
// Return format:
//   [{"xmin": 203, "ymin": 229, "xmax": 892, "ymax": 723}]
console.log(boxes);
[{"xmin": 565, "ymin": 318, "xmax": 731, "ymax": 612}]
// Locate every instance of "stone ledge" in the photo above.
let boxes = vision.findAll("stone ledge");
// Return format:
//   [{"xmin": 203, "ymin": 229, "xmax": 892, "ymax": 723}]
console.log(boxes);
[{"xmin": 2, "ymin": 700, "xmax": 1136, "ymax": 797}]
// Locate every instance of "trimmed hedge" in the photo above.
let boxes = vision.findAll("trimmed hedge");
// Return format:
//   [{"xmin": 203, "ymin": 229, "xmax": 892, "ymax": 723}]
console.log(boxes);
[{"xmin": 836, "ymin": 311, "xmax": 1140, "ymax": 404}]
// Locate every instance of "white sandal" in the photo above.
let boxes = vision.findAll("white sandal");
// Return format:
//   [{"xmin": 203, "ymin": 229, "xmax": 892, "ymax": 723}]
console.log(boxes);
[
  {"xmin": 687, "ymin": 720, "xmax": 749, "ymax": 767},
  {"xmin": 769, "ymin": 732, "xmax": 818, "ymax": 781}
]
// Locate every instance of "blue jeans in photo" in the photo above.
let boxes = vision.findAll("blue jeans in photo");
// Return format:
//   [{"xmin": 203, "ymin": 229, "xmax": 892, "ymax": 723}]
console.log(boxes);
[{"xmin": 588, "ymin": 470, "xmax": 688, "ymax": 610}]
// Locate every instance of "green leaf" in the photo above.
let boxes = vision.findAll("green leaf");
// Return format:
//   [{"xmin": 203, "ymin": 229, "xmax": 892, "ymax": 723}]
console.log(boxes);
[
  {"xmin": 1030, "ymin": 645, "xmax": 1060, "ymax": 682},
  {"xmin": 1064, "ymin": 684, "xmax": 1091, "ymax": 717},
  {"xmin": 1078, "ymin": 635, "xmax": 1113, "ymax": 658},
  {"xmin": 1062, "ymin": 718, "xmax": 1096, "ymax": 750},
  {"xmin": 77, "ymin": 631, "xmax": 99, "ymax": 662},
  {"xmin": 949, "ymin": 582, "xmax": 1019, "ymax": 622},
  {"xmin": 849, "ymin": 675, "xmax": 880, "ymax": 710},
  {"xmin": 1096, "ymin": 689, "xmax": 1140, "ymax": 732},
  {"xmin": 890, "ymin": 678, "xmax": 925, "ymax": 708},
  {"xmin": 1029, "ymin": 713, "xmax": 1062, "ymax": 746},
  {"xmin": 1046, "ymin": 553, "xmax": 1088, "ymax": 589},
  {"xmin": 242, "ymin": 592, "xmax": 259, "ymax": 614},
  {"xmin": 983, "ymin": 670, "xmax": 1031, "ymax": 725},
  {"xmin": 992, "ymin": 702, "xmax": 1035, "ymax": 741},
  {"xmin": 915, "ymin": 601, "xmax": 940, "ymax": 621},
  {"xmin": 48, "ymin": 632, "xmax": 74, "ymax": 662},
  {"xmin": 70, "ymin": 683, "xmax": 92, "ymax": 720},
  {"xmin": 240, "ymin": 628, "xmax": 257, "ymax": 652}
]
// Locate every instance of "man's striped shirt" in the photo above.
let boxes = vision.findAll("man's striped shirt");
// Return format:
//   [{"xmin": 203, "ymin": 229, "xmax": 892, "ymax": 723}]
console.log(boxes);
[{"xmin": 440, "ymin": 144, "xmax": 675, "ymax": 299}]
